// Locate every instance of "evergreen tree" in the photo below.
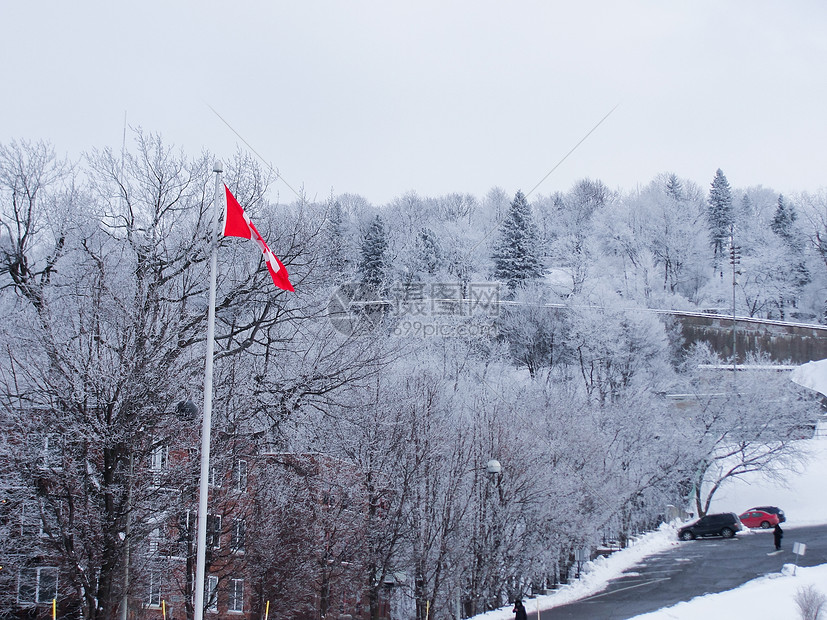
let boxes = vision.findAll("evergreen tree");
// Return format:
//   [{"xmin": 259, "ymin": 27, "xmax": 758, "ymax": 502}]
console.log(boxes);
[
  {"xmin": 770, "ymin": 194, "xmax": 797, "ymax": 244},
  {"xmin": 665, "ymin": 173, "xmax": 683, "ymax": 201},
  {"xmin": 359, "ymin": 214, "xmax": 389, "ymax": 291},
  {"xmin": 324, "ymin": 200, "xmax": 354, "ymax": 276},
  {"xmin": 491, "ymin": 190, "xmax": 544, "ymax": 292},
  {"xmin": 707, "ymin": 169, "xmax": 733, "ymax": 277},
  {"xmin": 416, "ymin": 227, "xmax": 443, "ymax": 275},
  {"xmin": 770, "ymin": 194, "xmax": 810, "ymax": 310}
]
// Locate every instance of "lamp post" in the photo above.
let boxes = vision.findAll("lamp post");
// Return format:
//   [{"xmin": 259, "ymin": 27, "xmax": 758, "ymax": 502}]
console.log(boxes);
[
  {"xmin": 485, "ymin": 459, "xmax": 504, "ymax": 609},
  {"xmin": 468, "ymin": 459, "xmax": 504, "ymax": 616}
]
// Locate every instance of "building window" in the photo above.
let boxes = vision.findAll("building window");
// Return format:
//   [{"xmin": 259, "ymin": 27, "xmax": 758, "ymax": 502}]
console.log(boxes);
[
  {"xmin": 206, "ymin": 514, "xmax": 221, "ymax": 549},
  {"xmin": 39, "ymin": 434, "xmax": 63, "ymax": 470},
  {"xmin": 148, "ymin": 570, "xmax": 161, "ymax": 607},
  {"xmin": 149, "ymin": 527, "xmax": 160, "ymax": 554},
  {"xmin": 231, "ymin": 519, "xmax": 245, "ymax": 553},
  {"xmin": 234, "ymin": 460, "xmax": 247, "ymax": 493},
  {"xmin": 206, "ymin": 576, "xmax": 219, "ymax": 613},
  {"xmin": 20, "ymin": 499, "xmax": 59, "ymax": 539},
  {"xmin": 150, "ymin": 444, "xmax": 169, "ymax": 486},
  {"xmin": 228, "ymin": 578, "xmax": 244, "ymax": 613},
  {"xmin": 20, "ymin": 501, "xmax": 41, "ymax": 538},
  {"xmin": 17, "ymin": 567, "xmax": 58, "ymax": 604},
  {"xmin": 209, "ymin": 466, "xmax": 222, "ymax": 488},
  {"xmin": 149, "ymin": 525, "xmax": 170, "ymax": 555}
]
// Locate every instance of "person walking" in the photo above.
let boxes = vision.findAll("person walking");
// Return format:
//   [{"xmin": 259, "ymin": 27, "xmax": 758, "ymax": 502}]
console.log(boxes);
[
  {"xmin": 513, "ymin": 599, "xmax": 528, "ymax": 620},
  {"xmin": 773, "ymin": 523, "xmax": 784, "ymax": 551}
]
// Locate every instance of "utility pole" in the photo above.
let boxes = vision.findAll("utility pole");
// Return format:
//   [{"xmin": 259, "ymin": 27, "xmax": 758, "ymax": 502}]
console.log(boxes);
[{"xmin": 729, "ymin": 232, "xmax": 741, "ymax": 374}]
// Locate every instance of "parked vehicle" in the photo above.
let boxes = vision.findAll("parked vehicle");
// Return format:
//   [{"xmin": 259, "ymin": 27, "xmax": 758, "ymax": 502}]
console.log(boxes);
[
  {"xmin": 678, "ymin": 512, "xmax": 743, "ymax": 540},
  {"xmin": 746, "ymin": 506, "xmax": 786, "ymax": 523},
  {"xmin": 739, "ymin": 509, "xmax": 781, "ymax": 529}
]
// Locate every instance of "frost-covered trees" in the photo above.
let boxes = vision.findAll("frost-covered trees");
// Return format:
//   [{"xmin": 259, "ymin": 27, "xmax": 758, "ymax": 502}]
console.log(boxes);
[
  {"xmin": 323, "ymin": 199, "xmax": 357, "ymax": 277},
  {"xmin": 416, "ymin": 227, "xmax": 444, "ymax": 276},
  {"xmin": 0, "ymin": 136, "xmax": 218, "ymax": 620},
  {"xmin": 539, "ymin": 179, "xmax": 611, "ymax": 295},
  {"xmin": 707, "ymin": 169, "xmax": 734, "ymax": 277},
  {"xmin": 612, "ymin": 174, "xmax": 707, "ymax": 299},
  {"xmin": 769, "ymin": 194, "xmax": 810, "ymax": 316},
  {"xmin": 491, "ymin": 190, "xmax": 544, "ymax": 293},
  {"xmin": 0, "ymin": 135, "xmax": 388, "ymax": 620},
  {"xmin": 359, "ymin": 214, "xmax": 390, "ymax": 291},
  {"xmin": 677, "ymin": 348, "xmax": 817, "ymax": 516}
]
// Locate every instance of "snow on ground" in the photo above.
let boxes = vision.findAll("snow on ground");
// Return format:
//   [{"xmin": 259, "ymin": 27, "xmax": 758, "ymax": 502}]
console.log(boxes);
[
  {"xmin": 630, "ymin": 563, "xmax": 827, "ymax": 620},
  {"xmin": 471, "ymin": 438, "xmax": 827, "ymax": 620}
]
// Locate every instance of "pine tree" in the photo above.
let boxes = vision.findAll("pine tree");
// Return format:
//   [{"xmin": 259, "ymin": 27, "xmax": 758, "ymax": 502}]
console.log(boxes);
[
  {"xmin": 324, "ymin": 200, "xmax": 354, "ymax": 275},
  {"xmin": 707, "ymin": 169, "xmax": 733, "ymax": 277},
  {"xmin": 491, "ymin": 190, "xmax": 544, "ymax": 292},
  {"xmin": 359, "ymin": 215, "xmax": 389, "ymax": 291},
  {"xmin": 665, "ymin": 173, "xmax": 683, "ymax": 201},
  {"xmin": 416, "ymin": 227, "xmax": 443, "ymax": 275},
  {"xmin": 770, "ymin": 194, "xmax": 810, "ymax": 300},
  {"xmin": 771, "ymin": 194, "xmax": 796, "ymax": 244}
]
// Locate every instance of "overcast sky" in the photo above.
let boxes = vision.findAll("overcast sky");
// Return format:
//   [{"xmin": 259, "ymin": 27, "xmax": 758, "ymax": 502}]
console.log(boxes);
[{"xmin": 3, "ymin": 1, "xmax": 826, "ymax": 205}]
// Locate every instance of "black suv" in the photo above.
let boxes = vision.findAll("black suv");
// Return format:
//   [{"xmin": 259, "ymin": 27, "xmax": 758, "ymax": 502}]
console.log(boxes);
[{"xmin": 678, "ymin": 512, "xmax": 742, "ymax": 540}]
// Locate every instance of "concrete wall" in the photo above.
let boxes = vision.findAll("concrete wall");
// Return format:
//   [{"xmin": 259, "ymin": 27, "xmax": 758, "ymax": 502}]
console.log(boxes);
[{"xmin": 673, "ymin": 312, "xmax": 827, "ymax": 364}]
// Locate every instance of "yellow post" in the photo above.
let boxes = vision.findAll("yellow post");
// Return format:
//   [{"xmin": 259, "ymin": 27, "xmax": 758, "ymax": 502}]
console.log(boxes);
[
  {"xmin": 264, "ymin": 600, "xmax": 270, "ymax": 620},
  {"xmin": 162, "ymin": 600, "xmax": 166, "ymax": 620},
  {"xmin": 425, "ymin": 600, "xmax": 430, "ymax": 619},
  {"xmin": 52, "ymin": 598, "xmax": 56, "ymax": 620}
]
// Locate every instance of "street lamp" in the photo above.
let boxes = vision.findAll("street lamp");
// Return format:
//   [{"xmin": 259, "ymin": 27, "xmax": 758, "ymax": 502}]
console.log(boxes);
[{"xmin": 486, "ymin": 460, "xmax": 501, "ymax": 475}]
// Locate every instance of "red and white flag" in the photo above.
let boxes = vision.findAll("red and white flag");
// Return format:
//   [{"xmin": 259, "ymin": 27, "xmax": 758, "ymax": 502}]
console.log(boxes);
[{"xmin": 223, "ymin": 185, "xmax": 294, "ymax": 292}]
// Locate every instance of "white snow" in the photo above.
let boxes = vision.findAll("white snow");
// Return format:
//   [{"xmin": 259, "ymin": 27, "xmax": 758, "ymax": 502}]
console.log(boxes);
[
  {"xmin": 791, "ymin": 358, "xmax": 827, "ymax": 397},
  {"xmin": 631, "ymin": 563, "xmax": 827, "ymax": 619},
  {"xmin": 471, "ymin": 437, "xmax": 827, "ymax": 620}
]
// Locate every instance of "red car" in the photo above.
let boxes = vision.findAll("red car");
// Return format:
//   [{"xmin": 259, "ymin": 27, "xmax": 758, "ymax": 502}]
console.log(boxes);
[{"xmin": 738, "ymin": 509, "xmax": 781, "ymax": 529}]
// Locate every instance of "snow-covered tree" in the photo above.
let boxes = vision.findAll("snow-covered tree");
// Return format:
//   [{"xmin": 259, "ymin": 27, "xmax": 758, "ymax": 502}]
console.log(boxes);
[
  {"xmin": 322, "ymin": 198, "xmax": 357, "ymax": 277},
  {"xmin": 416, "ymin": 227, "xmax": 443, "ymax": 276},
  {"xmin": 707, "ymin": 169, "xmax": 734, "ymax": 277},
  {"xmin": 359, "ymin": 214, "xmax": 389, "ymax": 292},
  {"xmin": 0, "ymin": 135, "xmax": 218, "ymax": 620},
  {"xmin": 769, "ymin": 194, "xmax": 810, "ymax": 316},
  {"xmin": 677, "ymin": 348, "xmax": 818, "ymax": 517},
  {"xmin": 491, "ymin": 190, "xmax": 544, "ymax": 293}
]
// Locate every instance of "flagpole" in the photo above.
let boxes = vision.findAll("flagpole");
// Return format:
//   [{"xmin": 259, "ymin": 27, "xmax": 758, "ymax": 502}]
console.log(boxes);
[{"xmin": 194, "ymin": 161, "xmax": 223, "ymax": 620}]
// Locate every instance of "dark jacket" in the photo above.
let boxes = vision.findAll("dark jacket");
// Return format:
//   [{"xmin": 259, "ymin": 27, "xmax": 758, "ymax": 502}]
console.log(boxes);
[{"xmin": 513, "ymin": 601, "xmax": 528, "ymax": 620}]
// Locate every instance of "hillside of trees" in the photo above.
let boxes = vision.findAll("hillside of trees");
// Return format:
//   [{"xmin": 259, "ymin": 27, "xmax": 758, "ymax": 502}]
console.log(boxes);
[{"xmin": 0, "ymin": 134, "xmax": 824, "ymax": 619}]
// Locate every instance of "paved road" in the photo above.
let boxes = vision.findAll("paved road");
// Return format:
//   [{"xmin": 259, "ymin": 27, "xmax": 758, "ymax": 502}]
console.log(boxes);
[{"xmin": 541, "ymin": 525, "xmax": 827, "ymax": 619}]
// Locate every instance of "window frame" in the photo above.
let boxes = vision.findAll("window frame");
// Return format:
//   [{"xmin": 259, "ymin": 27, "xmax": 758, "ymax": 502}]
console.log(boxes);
[
  {"xmin": 17, "ymin": 566, "xmax": 58, "ymax": 604},
  {"xmin": 40, "ymin": 433, "xmax": 64, "ymax": 470},
  {"xmin": 206, "ymin": 575, "xmax": 219, "ymax": 613},
  {"xmin": 231, "ymin": 518, "xmax": 245, "ymax": 553},
  {"xmin": 148, "ymin": 570, "xmax": 162, "ymax": 607},
  {"xmin": 149, "ymin": 444, "xmax": 169, "ymax": 486},
  {"xmin": 234, "ymin": 459, "xmax": 248, "ymax": 493},
  {"xmin": 209, "ymin": 466, "xmax": 222, "ymax": 488},
  {"xmin": 206, "ymin": 514, "xmax": 222, "ymax": 549},
  {"xmin": 228, "ymin": 578, "xmax": 244, "ymax": 613}
]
